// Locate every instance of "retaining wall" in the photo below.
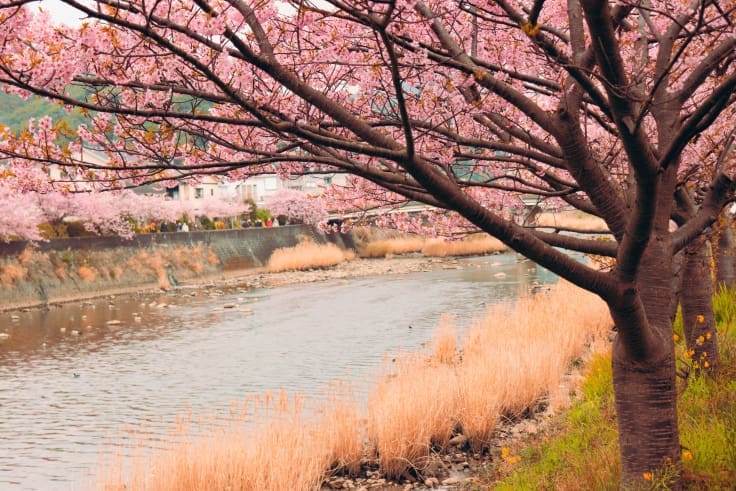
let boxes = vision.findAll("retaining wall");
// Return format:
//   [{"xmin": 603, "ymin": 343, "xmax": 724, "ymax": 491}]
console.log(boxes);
[{"xmin": 0, "ymin": 226, "xmax": 355, "ymax": 311}]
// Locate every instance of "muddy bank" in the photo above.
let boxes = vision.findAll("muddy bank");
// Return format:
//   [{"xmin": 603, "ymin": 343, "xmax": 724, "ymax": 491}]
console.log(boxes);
[{"xmin": 0, "ymin": 226, "xmax": 354, "ymax": 311}]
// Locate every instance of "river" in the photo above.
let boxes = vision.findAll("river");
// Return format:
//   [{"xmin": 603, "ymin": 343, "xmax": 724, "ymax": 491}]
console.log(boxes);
[{"xmin": 0, "ymin": 254, "xmax": 557, "ymax": 490}]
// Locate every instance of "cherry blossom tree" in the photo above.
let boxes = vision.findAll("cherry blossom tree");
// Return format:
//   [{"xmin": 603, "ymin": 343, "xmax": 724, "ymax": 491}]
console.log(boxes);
[
  {"xmin": 0, "ymin": 186, "xmax": 249, "ymax": 240},
  {"xmin": 0, "ymin": 184, "xmax": 46, "ymax": 241},
  {"xmin": 264, "ymin": 188, "xmax": 328, "ymax": 224},
  {"xmin": 0, "ymin": 0, "xmax": 734, "ymax": 485}
]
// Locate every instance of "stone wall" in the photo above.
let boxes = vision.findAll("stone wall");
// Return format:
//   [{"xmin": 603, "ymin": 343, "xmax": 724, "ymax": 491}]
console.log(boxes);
[{"xmin": 0, "ymin": 226, "xmax": 355, "ymax": 311}]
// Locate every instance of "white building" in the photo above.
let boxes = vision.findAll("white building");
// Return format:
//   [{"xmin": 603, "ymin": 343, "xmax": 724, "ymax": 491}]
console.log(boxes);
[{"xmin": 197, "ymin": 173, "xmax": 348, "ymax": 207}]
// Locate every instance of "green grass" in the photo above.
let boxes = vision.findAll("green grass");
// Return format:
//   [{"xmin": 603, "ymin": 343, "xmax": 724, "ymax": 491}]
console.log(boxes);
[{"xmin": 484, "ymin": 288, "xmax": 736, "ymax": 490}]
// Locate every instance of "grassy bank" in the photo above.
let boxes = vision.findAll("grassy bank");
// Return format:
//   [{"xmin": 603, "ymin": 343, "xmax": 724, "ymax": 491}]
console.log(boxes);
[
  {"xmin": 96, "ymin": 280, "xmax": 611, "ymax": 490},
  {"xmin": 485, "ymin": 287, "xmax": 736, "ymax": 490}
]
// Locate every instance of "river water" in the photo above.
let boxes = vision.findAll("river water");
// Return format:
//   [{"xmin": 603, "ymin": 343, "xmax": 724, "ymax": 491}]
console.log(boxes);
[{"xmin": 0, "ymin": 254, "xmax": 557, "ymax": 490}]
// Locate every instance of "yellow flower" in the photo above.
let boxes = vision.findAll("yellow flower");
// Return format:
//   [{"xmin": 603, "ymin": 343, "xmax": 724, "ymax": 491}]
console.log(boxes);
[
  {"xmin": 706, "ymin": 332, "xmax": 713, "ymax": 340},
  {"xmin": 683, "ymin": 450, "xmax": 693, "ymax": 460},
  {"xmin": 703, "ymin": 361, "xmax": 710, "ymax": 368},
  {"xmin": 696, "ymin": 315, "xmax": 705, "ymax": 323},
  {"xmin": 696, "ymin": 335, "xmax": 705, "ymax": 345},
  {"xmin": 673, "ymin": 334, "xmax": 680, "ymax": 342},
  {"xmin": 501, "ymin": 447, "xmax": 510, "ymax": 460},
  {"xmin": 643, "ymin": 472, "xmax": 652, "ymax": 481}
]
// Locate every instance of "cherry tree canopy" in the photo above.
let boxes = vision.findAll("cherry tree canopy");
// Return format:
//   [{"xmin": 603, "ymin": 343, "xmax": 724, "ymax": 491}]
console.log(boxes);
[
  {"xmin": 0, "ymin": 0, "xmax": 734, "ymax": 485},
  {"xmin": 264, "ymin": 187, "xmax": 328, "ymax": 224},
  {"xmin": 0, "ymin": 187, "xmax": 249, "ymax": 241}
]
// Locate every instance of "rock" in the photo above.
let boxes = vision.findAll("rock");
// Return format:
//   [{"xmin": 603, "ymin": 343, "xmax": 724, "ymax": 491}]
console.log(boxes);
[
  {"xmin": 71, "ymin": 330, "xmax": 80, "ymax": 336},
  {"xmin": 423, "ymin": 477, "xmax": 439, "ymax": 487},
  {"xmin": 106, "ymin": 320, "xmax": 122, "ymax": 326},
  {"xmin": 223, "ymin": 303, "xmax": 236, "ymax": 309},
  {"xmin": 10, "ymin": 315, "xmax": 19, "ymax": 321},
  {"xmin": 449, "ymin": 434, "xmax": 468, "ymax": 446},
  {"xmin": 441, "ymin": 477, "xmax": 462, "ymax": 486},
  {"xmin": 326, "ymin": 479, "xmax": 343, "ymax": 490},
  {"xmin": 60, "ymin": 327, "xmax": 67, "ymax": 333},
  {"xmin": 0, "ymin": 333, "xmax": 9, "ymax": 341},
  {"xmin": 493, "ymin": 272, "xmax": 507, "ymax": 278}
]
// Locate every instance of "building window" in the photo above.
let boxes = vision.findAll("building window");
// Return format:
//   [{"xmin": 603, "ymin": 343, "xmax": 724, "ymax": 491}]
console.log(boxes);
[
  {"xmin": 210, "ymin": 189, "xmax": 214, "ymax": 196},
  {"xmin": 195, "ymin": 188, "xmax": 204, "ymax": 199}
]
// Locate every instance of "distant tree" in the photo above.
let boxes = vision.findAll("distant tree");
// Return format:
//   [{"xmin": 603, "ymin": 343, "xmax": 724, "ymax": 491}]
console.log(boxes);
[{"xmin": 265, "ymin": 188, "xmax": 328, "ymax": 225}]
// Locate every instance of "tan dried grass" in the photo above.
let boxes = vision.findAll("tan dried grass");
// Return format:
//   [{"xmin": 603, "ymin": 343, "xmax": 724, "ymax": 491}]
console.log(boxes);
[
  {"xmin": 536, "ymin": 211, "xmax": 609, "ymax": 233},
  {"xmin": 77, "ymin": 266, "xmax": 98, "ymax": 282},
  {"xmin": 359, "ymin": 237, "xmax": 425, "ymax": 258},
  {"xmin": 97, "ymin": 391, "xmax": 329, "ymax": 491},
  {"xmin": 315, "ymin": 381, "xmax": 365, "ymax": 476},
  {"xmin": 421, "ymin": 235, "xmax": 507, "ymax": 257},
  {"xmin": 267, "ymin": 240, "xmax": 355, "ymax": 272},
  {"xmin": 17, "ymin": 247, "xmax": 33, "ymax": 265},
  {"xmin": 429, "ymin": 315, "xmax": 458, "ymax": 364},
  {"xmin": 0, "ymin": 263, "xmax": 27, "ymax": 285},
  {"xmin": 367, "ymin": 353, "xmax": 459, "ymax": 479}
]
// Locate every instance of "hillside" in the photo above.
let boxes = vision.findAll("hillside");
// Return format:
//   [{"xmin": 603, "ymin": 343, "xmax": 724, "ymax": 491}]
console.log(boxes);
[{"xmin": 0, "ymin": 88, "xmax": 92, "ymax": 133}]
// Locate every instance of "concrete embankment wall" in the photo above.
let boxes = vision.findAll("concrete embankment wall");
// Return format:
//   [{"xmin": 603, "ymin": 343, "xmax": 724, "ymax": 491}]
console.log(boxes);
[{"xmin": 0, "ymin": 226, "xmax": 355, "ymax": 311}]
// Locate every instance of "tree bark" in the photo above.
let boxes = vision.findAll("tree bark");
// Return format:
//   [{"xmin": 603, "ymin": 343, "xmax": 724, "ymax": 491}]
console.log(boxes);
[
  {"xmin": 611, "ymin": 238, "xmax": 681, "ymax": 488},
  {"xmin": 715, "ymin": 227, "xmax": 736, "ymax": 289},
  {"xmin": 679, "ymin": 237, "xmax": 719, "ymax": 372}
]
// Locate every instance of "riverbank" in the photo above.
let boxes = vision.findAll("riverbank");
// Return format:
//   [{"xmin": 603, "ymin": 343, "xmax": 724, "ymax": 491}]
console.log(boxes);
[{"xmin": 0, "ymin": 226, "xmax": 354, "ymax": 312}]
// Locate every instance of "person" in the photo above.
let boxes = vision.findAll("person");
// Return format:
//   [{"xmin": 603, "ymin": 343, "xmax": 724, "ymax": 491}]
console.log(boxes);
[
  {"xmin": 160, "ymin": 222, "xmax": 168, "ymax": 232},
  {"xmin": 181, "ymin": 222, "xmax": 190, "ymax": 232},
  {"xmin": 255, "ymin": 219, "xmax": 262, "ymax": 227},
  {"xmin": 265, "ymin": 218, "xmax": 273, "ymax": 227},
  {"xmin": 272, "ymin": 217, "xmax": 280, "ymax": 227}
]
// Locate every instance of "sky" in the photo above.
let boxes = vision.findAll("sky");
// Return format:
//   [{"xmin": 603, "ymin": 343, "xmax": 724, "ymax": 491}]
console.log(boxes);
[
  {"xmin": 35, "ymin": 0, "xmax": 85, "ymax": 26},
  {"xmin": 31, "ymin": 0, "xmax": 302, "ymax": 26}
]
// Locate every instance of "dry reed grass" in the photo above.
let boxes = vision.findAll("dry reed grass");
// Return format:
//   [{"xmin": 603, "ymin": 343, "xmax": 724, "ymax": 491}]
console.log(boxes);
[
  {"xmin": 267, "ymin": 240, "xmax": 355, "ymax": 272},
  {"xmin": 0, "ymin": 263, "xmax": 26, "ymax": 285},
  {"xmin": 358, "ymin": 237, "xmax": 425, "ymax": 258},
  {"xmin": 17, "ymin": 247, "xmax": 33, "ymax": 265},
  {"xmin": 365, "ymin": 281, "xmax": 611, "ymax": 472},
  {"xmin": 97, "ymin": 281, "xmax": 611, "ymax": 489},
  {"xmin": 78, "ymin": 266, "xmax": 98, "ymax": 282},
  {"xmin": 421, "ymin": 235, "xmax": 507, "ymax": 257},
  {"xmin": 97, "ymin": 391, "xmax": 329, "ymax": 491},
  {"xmin": 367, "ymin": 353, "xmax": 459, "ymax": 479},
  {"xmin": 535, "ymin": 211, "xmax": 609, "ymax": 233}
]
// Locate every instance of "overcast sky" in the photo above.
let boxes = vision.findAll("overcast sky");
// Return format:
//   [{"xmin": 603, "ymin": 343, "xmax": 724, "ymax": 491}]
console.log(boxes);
[{"xmin": 36, "ymin": 0, "xmax": 85, "ymax": 26}]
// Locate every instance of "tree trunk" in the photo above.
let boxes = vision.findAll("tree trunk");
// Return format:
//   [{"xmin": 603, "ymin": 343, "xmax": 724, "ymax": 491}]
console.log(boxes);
[
  {"xmin": 679, "ymin": 237, "xmax": 719, "ymax": 372},
  {"xmin": 611, "ymin": 240, "xmax": 681, "ymax": 488},
  {"xmin": 715, "ymin": 227, "xmax": 736, "ymax": 289}
]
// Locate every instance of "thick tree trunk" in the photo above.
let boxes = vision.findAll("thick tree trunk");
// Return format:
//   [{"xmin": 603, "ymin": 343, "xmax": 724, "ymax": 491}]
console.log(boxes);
[
  {"xmin": 611, "ymin": 241, "xmax": 681, "ymax": 488},
  {"xmin": 715, "ymin": 227, "xmax": 736, "ymax": 289},
  {"xmin": 670, "ymin": 250, "xmax": 684, "ymax": 323},
  {"xmin": 679, "ymin": 238, "xmax": 719, "ymax": 372}
]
